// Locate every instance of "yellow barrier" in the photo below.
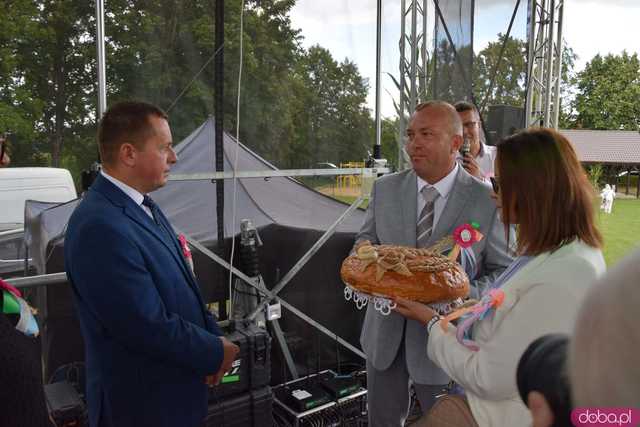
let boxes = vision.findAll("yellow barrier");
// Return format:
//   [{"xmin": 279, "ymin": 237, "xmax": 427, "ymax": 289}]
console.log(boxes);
[{"xmin": 336, "ymin": 162, "xmax": 365, "ymax": 190}]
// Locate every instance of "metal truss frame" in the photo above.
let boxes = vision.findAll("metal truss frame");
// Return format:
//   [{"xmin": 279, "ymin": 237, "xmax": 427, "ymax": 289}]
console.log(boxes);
[
  {"xmin": 6, "ymin": 169, "xmax": 382, "ymax": 381},
  {"xmin": 6, "ymin": 192, "xmax": 368, "ymax": 378},
  {"xmin": 395, "ymin": 0, "xmax": 564, "ymax": 133},
  {"xmin": 525, "ymin": 0, "xmax": 564, "ymax": 128},
  {"xmin": 398, "ymin": 0, "xmax": 430, "ymax": 171},
  {"xmin": 168, "ymin": 167, "xmax": 389, "ymax": 181}
]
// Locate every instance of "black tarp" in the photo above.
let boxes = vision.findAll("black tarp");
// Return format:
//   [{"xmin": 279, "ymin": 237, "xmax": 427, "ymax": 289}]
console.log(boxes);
[
  {"xmin": 153, "ymin": 118, "xmax": 364, "ymax": 241},
  {"xmin": 26, "ymin": 118, "xmax": 367, "ymax": 382}
]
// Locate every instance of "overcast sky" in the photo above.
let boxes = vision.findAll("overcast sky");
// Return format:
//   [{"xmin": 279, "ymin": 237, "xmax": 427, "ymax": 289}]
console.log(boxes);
[{"xmin": 290, "ymin": 0, "xmax": 640, "ymax": 117}]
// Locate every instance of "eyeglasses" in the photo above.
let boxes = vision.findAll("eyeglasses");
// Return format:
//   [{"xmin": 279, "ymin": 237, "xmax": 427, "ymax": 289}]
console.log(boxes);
[{"xmin": 490, "ymin": 176, "xmax": 500, "ymax": 194}]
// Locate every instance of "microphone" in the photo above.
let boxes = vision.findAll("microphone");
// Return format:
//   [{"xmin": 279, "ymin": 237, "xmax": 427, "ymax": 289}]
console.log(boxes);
[{"xmin": 461, "ymin": 136, "xmax": 471, "ymax": 158}]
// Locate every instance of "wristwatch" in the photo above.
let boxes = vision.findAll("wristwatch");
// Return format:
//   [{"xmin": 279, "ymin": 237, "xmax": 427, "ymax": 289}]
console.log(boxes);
[{"xmin": 427, "ymin": 315, "xmax": 442, "ymax": 333}]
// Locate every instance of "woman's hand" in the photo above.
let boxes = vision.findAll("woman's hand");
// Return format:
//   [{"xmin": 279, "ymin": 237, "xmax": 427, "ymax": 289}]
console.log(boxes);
[{"xmin": 393, "ymin": 297, "xmax": 438, "ymax": 326}]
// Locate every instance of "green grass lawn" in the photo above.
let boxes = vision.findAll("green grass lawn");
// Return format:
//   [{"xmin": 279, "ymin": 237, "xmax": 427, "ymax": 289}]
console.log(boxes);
[
  {"xmin": 595, "ymin": 198, "xmax": 640, "ymax": 266},
  {"xmin": 332, "ymin": 194, "xmax": 640, "ymax": 266}
]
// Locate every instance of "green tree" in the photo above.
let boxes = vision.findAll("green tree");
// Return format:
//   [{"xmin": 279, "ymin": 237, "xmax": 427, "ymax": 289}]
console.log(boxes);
[
  {"xmin": 104, "ymin": 0, "xmax": 310, "ymax": 166},
  {"xmin": 570, "ymin": 51, "xmax": 640, "ymax": 130},
  {"xmin": 432, "ymin": 40, "xmax": 474, "ymax": 103},
  {"xmin": 229, "ymin": 0, "xmax": 304, "ymax": 166},
  {"xmin": 473, "ymin": 34, "xmax": 527, "ymax": 110},
  {"xmin": 380, "ymin": 118, "xmax": 399, "ymax": 169},
  {"xmin": 557, "ymin": 45, "xmax": 578, "ymax": 128},
  {"xmin": 19, "ymin": 1, "xmax": 97, "ymax": 169},
  {"xmin": 0, "ymin": 0, "xmax": 60, "ymax": 166},
  {"xmin": 0, "ymin": 0, "xmax": 375, "ymax": 177},
  {"xmin": 0, "ymin": 0, "xmax": 99, "ymax": 180},
  {"xmin": 289, "ymin": 45, "xmax": 371, "ymax": 168}
]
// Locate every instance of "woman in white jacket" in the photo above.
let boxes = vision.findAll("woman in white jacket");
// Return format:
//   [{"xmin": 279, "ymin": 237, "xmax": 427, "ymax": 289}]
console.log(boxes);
[{"xmin": 395, "ymin": 128, "xmax": 605, "ymax": 427}]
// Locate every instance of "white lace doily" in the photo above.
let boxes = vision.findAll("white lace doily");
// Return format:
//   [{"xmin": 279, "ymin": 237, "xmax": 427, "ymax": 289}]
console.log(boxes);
[{"xmin": 343, "ymin": 284, "xmax": 465, "ymax": 316}]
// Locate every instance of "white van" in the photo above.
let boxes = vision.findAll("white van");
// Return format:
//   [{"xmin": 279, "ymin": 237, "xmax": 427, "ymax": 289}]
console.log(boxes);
[
  {"xmin": 0, "ymin": 167, "xmax": 77, "ymax": 225},
  {"xmin": 0, "ymin": 167, "xmax": 77, "ymax": 277}
]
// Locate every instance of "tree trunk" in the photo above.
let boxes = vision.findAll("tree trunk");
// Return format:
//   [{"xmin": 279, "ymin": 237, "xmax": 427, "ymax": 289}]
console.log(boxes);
[{"xmin": 626, "ymin": 167, "xmax": 631, "ymax": 195}]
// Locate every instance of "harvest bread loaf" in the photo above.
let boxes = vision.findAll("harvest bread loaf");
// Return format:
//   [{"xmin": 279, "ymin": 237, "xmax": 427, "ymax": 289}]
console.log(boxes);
[{"xmin": 340, "ymin": 242, "xmax": 469, "ymax": 303}]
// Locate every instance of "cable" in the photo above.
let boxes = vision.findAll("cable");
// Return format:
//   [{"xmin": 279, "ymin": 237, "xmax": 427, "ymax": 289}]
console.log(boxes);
[
  {"xmin": 166, "ymin": 43, "xmax": 225, "ymax": 113},
  {"xmin": 228, "ymin": 0, "xmax": 245, "ymax": 314}
]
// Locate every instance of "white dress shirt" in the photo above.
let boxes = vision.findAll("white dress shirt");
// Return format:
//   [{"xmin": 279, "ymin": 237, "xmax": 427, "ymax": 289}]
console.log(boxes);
[
  {"xmin": 101, "ymin": 170, "xmax": 154, "ymax": 220},
  {"xmin": 456, "ymin": 141, "xmax": 496, "ymax": 180},
  {"xmin": 416, "ymin": 163, "xmax": 459, "ymax": 228}
]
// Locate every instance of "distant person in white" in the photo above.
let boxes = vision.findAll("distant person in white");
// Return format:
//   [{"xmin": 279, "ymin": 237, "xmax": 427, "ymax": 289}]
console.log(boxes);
[
  {"xmin": 0, "ymin": 135, "xmax": 10, "ymax": 167},
  {"xmin": 454, "ymin": 101, "xmax": 496, "ymax": 181},
  {"xmin": 600, "ymin": 184, "xmax": 615, "ymax": 214}
]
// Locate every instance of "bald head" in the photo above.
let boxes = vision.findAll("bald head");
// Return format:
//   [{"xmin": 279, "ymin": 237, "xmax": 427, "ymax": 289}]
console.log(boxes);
[
  {"xmin": 406, "ymin": 100, "xmax": 463, "ymax": 183},
  {"xmin": 414, "ymin": 101, "xmax": 463, "ymax": 138}
]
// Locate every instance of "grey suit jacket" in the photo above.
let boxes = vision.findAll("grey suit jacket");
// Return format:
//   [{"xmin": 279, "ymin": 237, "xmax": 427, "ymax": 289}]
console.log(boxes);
[{"xmin": 356, "ymin": 167, "xmax": 515, "ymax": 384}]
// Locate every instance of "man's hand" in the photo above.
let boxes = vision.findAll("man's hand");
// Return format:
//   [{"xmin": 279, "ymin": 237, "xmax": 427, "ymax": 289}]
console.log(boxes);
[
  {"xmin": 462, "ymin": 153, "xmax": 482, "ymax": 179},
  {"xmin": 393, "ymin": 297, "xmax": 438, "ymax": 326},
  {"xmin": 206, "ymin": 336, "xmax": 240, "ymax": 385}
]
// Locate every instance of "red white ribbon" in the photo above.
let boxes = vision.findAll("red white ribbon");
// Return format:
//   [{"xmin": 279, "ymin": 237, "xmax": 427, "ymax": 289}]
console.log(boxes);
[{"xmin": 178, "ymin": 234, "xmax": 195, "ymax": 273}]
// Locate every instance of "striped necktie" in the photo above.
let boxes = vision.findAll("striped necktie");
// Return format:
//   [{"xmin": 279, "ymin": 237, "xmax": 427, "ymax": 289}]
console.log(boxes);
[{"xmin": 417, "ymin": 186, "xmax": 439, "ymax": 248}]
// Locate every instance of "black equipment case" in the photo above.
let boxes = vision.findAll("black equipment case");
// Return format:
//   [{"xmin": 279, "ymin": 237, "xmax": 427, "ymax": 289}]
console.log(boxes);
[
  {"xmin": 209, "ymin": 320, "xmax": 271, "ymax": 400},
  {"xmin": 204, "ymin": 386, "xmax": 273, "ymax": 427}
]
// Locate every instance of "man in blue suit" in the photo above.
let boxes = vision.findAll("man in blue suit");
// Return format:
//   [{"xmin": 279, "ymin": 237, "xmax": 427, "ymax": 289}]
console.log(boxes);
[{"xmin": 65, "ymin": 101, "xmax": 238, "ymax": 427}]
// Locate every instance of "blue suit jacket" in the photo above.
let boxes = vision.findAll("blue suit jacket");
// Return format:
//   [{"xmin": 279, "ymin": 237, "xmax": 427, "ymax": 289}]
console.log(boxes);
[{"xmin": 64, "ymin": 174, "xmax": 223, "ymax": 427}]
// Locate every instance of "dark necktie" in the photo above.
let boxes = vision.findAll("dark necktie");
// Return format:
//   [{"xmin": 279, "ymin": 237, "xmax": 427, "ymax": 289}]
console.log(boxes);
[
  {"xmin": 142, "ymin": 195, "xmax": 161, "ymax": 225},
  {"xmin": 142, "ymin": 196, "xmax": 193, "ymax": 282},
  {"xmin": 142, "ymin": 195, "xmax": 179, "ymax": 250}
]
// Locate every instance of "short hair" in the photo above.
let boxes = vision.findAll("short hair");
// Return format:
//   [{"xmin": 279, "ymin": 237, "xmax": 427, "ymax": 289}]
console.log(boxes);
[
  {"xmin": 570, "ymin": 249, "xmax": 640, "ymax": 406},
  {"xmin": 414, "ymin": 100, "xmax": 463, "ymax": 136},
  {"xmin": 453, "ymin": 100, "xmax": 478, "ymax": 114},
  {"xmin": 517, "ymin": 334, "xmax": 572, "ymax": 427},
  {"xmin": 98, "ymin": 101, "xmax": 168, "ymax": 165},
  {"xmin": 496, "ymin": 128, "xmax": 602, "ymax": 255}
]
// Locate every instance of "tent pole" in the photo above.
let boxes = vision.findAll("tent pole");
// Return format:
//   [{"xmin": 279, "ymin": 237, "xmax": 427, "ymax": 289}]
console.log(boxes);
[
  {"xmin": 214, "ymin": 0, "xmax": 227, "ymax": 319},
  {"xmin": 374, "ymin": 0, "xmax": 382, "ymax": 159},
  {"xmin": 95, "ymin": 0, "xmax": 107, "ymax": 118}
]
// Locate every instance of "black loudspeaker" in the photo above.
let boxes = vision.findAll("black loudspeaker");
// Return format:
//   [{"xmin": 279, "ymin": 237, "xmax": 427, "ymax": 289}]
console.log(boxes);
[
  {"xmin": 204, "ymin": 386, "xmax": 273, "ymax": 427},
  {"xmin": 37, "ymin": 241, "xmax": 85, "ymax": 382},
  {"xmin": 209, "ymin": 320, "xmax": 272, "ymax": 401},
  {"xmin": 486, "ymin": 105, "xmax": 525, "ymax": 145},
  {"xmin": 44, "ymin": 380, "xmax": 88, "ymax": 426}
]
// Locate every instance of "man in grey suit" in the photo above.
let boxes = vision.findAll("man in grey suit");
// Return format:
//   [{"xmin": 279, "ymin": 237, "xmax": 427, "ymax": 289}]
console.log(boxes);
[{"xmin": 356, "ymin": 101, "xmax": 514, "ymax": 426}]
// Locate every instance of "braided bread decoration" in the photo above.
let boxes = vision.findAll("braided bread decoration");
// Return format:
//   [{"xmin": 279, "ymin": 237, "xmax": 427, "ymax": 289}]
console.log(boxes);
[{"xmin": 341, "ymin": 242, "xmax": 469, "ymax": 303}]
